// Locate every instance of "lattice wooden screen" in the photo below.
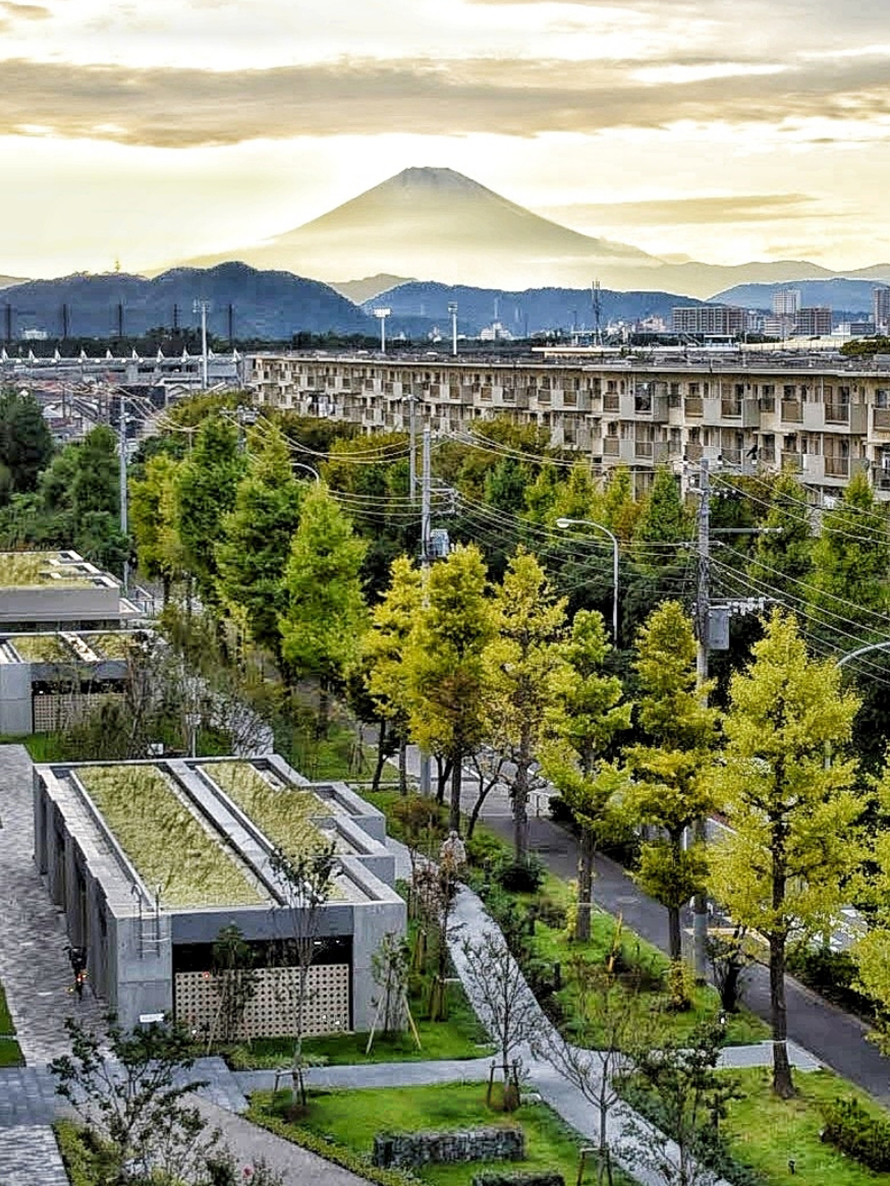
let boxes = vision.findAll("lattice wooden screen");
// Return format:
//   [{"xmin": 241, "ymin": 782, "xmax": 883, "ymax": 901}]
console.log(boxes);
[
  {"xmin": 174, "ymin": 964, "xmax": 350, "ymax": 1040},
  {"xmin": 32, "ymin": 692, "xmax": 123, "ymax": 733}
]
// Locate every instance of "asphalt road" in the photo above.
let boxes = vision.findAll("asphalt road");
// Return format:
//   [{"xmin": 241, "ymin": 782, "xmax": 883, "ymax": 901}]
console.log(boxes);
[{"xmin": 485, "ymin": 814, "xmax": 890, "ymax": 1103}]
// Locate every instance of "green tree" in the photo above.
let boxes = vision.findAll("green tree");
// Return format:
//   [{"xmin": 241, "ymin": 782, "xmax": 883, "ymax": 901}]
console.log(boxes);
[
  {"xmin": 174, "ymin": 414, "xmax": 245, "ymax": 609},
  {"xmin": 487, "ymin": 548, "xmax": 569, "ymax": 860},
  {"xmin": 632, "ymin": 467, "xmax": 692, "ymax": 555},
  {"xmin": 628, "ymin": 602, "xmax": 718, "ymax": 962},
  {"xmin": 600, "ymin": 465, "xmax": 641, "ymax": 544},
  {"xmin": 278, "ymin": 484, "xmax": 367, "ymax": 730},
  {"xmin": 216, "ymin": 424, "xmax": 305, "ymax": 659},
  {"xmin": 808, "ymin": 469, "xmax": 890, "ymax": 640},
  {"xmin": 130, "ymin": 452, "xmax": 184, "ymax": 603},
  {"xmin": 70, "ymin": 425, "xmax": 120, "ymax": 524},
  {"xmin": 405, "ymin": 543, "xmax": 496, "ymax": 832},
  {"xmin": 0, "ymin": 388, "xmax": 53, "ymax": 499},
  {"xmin": 747, "ymin": 472, "xmax": 813, "ymax": 599},
  {"xmin": 543, "ymin": 609, "xmax": 631, "ymax": 940},
  {"xmin": 709, "ymin": 609, "xmax": 863, "ymax": 1097},
  {"xmin": 365, "ymin": 555, "xmax": 424, "ymax": 794}
]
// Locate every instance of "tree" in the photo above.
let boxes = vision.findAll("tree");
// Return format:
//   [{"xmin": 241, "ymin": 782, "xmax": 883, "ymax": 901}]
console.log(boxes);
[
  {"xmin": 208, "ymin": 924, "xmax": 258, "ymax": 1050},
  {"xmin": 487, "ymin": 548, "xmax": 569, "ymax": 860},
  {"xmin": 70, "ymin": 425, "xmax": 120, "ymax": 524},
  {"xmin": 709, "ymin": 609, "xmax": 863, "ymax": 1097},
  {"xmin": 216, "ymin": 425, "xmax": 305, "ymax": 659},
  {"xmin": 269, "ymin": 843, "xmax": 337, "ymax": 1108},
  {"xmin": 632, "ymin": 467, "xmax": 692, "ymax": 556},
  {"xmin": 460, "ymin": 932, "xmax": 539, "ymax": 1111},
  {"xmin": 627, "ymin": 602, "xmax": 718, "ymax": 962},
  {"xmin": 50, "ymin": 1013, "xmax": 217, "ymax": 1186},
  {"xmin": 278, "ymin": 484, "xmax": 367, "ymax": 730},
  {"xmin": 365, "ymin": 555, "xmax": 424, "ymax": 794},
  {"xmin": 174, "ymin": 414, "xmax": 245, "ymax": 609},
  {"xmin": 600, "ymin": 465, "xmax": 641, "ymax": 544},
  {"xmin": 130, "ymin": 452, "xmax": 185, "ymax": 603},
  {"xmin": 543, "ymin": 609, "xmax": 631, "ymax": 941},
  {"xmin": 747, "ymin": 472, "xmax": 813, "ymax": 598},
  {"xmin": 621, "ymin": 1022, "xmax": 740, "ymax": 1186},
  {"xmin": 405, "ymin": 543, "xmax": 496, "ymax": 833},
  {"xmin": 0, "ymin": 388, "xmax": 53, "ymax": 499}
]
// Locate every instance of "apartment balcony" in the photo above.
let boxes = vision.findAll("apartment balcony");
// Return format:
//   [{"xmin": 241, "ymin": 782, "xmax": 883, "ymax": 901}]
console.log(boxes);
[
  {"xmin": 781, "ymin": 400, "xmax": 803, "ymax": 424},
  {"xmin": 685, "ymin": 396, "xmax": 703, "ymax": 418},
  {"xmin": 634, "ymin": 441, "xmax": 653, "ymax": 460},
  {"xmin": 603, "ymin": 436, "xmax": 620, "ymax": 456},
  {"xmin": 652, "ymin": 395, "xmax": 671, "ymax": 423},
  {"xmin": 603, "ymin": 392, "xmax": 620, "ymax": 413},
  {"xmin": 721, "ymin": 399, "xmax": 742, "ymax": 419},
  {"xmin": 801, "ymin": 454, "xmax": 825, "ymax": 482},
  {"xmin": 824, "ymin": 455, "xmax": 850, "ymax": 478},
  {"xmin": 702, "ymin": 398, "xmax": 723, "ymax": 425},
  {"xmin": 781, "ymin": 451, "xmax": 802, "ymax": 470},
  {"xmin": 874, "ymin": 408, "xmax": 890, "ymax": 432}
]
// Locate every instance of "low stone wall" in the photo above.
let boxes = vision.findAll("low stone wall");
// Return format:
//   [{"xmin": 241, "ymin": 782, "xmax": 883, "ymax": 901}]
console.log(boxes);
[
  {"xmin": 372, "ymin": 1127, "xmax": 525, "ymax": 1169},
  {"xmin": 472, "ymin": 1174, "xmax": 565, "ymax": 1186}
]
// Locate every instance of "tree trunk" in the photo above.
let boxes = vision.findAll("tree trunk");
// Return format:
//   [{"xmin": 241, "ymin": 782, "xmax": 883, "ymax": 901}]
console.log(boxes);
[
  {"xmin": 449, "ymin": 753, "xmax": 462, "ymax": 834},
  {"xmin": 316, "ymin": 681, "xmax": 330, "ymax": 737},
  {"xmin": 512, "ymin": 761, "xmax": 529, "ymax": 863},
  {"xmin": 466, "ymin": 770, "xmax": 495, "ymax": 840},
  {"xmin": 436, "ymin": 755, "xmax": 452, "ymax": 805},
  {"xmin": 398, "ymin": 736, "xmax": 408, "ymax": 796},
  {"xmin": 576, "ymin": 827, "xmax": 595, "ymax": 942},
  {"xmin": 668, "ymin": 905, "xmax": 682, "ymax": 962},
  {"xmin": 769, "ymin": 933, "xmax": 794, "ymax": 1098},
  {"xmin": 372, "ymin": 719, "xmax": 387, "ymax": 793}
]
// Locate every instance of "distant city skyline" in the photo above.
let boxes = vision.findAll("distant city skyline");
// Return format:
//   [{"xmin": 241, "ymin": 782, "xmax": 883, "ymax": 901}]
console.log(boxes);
[{"xmin": 3, "ymin": 0, "xmax": 890, "ymax": 279}]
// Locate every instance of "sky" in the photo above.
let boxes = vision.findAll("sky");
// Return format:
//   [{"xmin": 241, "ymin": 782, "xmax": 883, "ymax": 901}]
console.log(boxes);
[{"xmin": 2, "ymin": 0, "xmax": 890, "ymax": 278}]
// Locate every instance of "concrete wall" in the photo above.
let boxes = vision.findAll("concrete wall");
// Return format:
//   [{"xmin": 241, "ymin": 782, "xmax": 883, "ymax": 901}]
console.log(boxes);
[
  {"xmin": 0, "ymin": 584, "xmax": 120, "ymax": 624},
  {"xmin": 0, "ymin": 664, "xmax": 32, "ymax": 734}
]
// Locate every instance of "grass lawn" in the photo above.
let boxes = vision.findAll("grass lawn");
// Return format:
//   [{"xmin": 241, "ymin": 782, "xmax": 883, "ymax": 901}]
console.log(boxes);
[
  {"xmin": 249, "ymin": 1082, "xmax": 636, "ymax": 1186},
  {"xmin": 724, "ymin": 1067, "xmax": 890, "ymax": 1184},
  {"xmin": 228, "ymin": 980, "xmax": 493, "ymax": 1069},
  {"xmin": 0, "ymin": 984, "xmax": 23, "ymax": 1067}
]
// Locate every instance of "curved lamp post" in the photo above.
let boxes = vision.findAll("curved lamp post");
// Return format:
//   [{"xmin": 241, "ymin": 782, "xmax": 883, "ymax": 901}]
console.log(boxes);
[{"xmin": 556, "ymin": 516, "xmax": 619, "ymax": 644}]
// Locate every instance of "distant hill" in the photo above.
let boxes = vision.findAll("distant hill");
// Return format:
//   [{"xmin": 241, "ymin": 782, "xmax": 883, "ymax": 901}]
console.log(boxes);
[
  {"xmin": 713, "ymin": 277, "xmax": 890, "ymax": 314},
  {"xmin": 366, "ymin": 281, "xmax": 705, "ymax": 337},
  {"xmin": 330, "ymin": 274, "xmax": 416, "ymax": 303},
  {"xmin": 0, "ymin": 263, "xmax": 372, "ymax": 340},
  {"xmin": 0, "ymin": 276, "xmax": 26, "ymax": 290}
]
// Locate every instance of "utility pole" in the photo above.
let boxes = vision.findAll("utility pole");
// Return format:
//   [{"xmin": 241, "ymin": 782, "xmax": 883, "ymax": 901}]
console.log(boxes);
[
  {"xmin": 193, "ymin": 299, "xmax": 210, "ymax": 389},
  {"xmin": 448, "ymin": 301, "xmax": 458, "ymax": 357},
  {"xmin": 419, "ymin": 427, "xmax": 432, "ymax": 796},
  {"xmin": 119, "ymin": 390, "xmax": 129, "ymax": 597},
  {"xmin": 692, "ymin": 458, "xmax": 710, "ymax": 982},
  {"xmin": 408, "ymin": 395, "xmax": 417, "ymax": 501}
]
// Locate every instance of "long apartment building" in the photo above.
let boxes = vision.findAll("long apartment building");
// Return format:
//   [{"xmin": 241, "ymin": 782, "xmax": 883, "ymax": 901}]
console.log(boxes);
[{"xmin": 248, "ymin": 352, "xmax": 890, "ymax": 501}]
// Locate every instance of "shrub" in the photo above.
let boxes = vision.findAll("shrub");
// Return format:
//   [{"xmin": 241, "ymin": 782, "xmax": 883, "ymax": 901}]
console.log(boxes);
[
  {"xmin": 786, "ymin": 945, "xmax": 872, "ymax": 1016},
  {"xmin": 821, "ymin": 1096, "xmax": 890, "ymax": 1172},
  {"xmin": 665, "ymin": 960, "xmax": 694, "ymax": 1012},
  {"xmin": 466, "ymin": 832, "xmax": 505, "ymax": 870},
  {"xmin": 528, "ymin": 895, "xmax": 567, "ymax": 930},
  {"xmin": 496, "ymin": 856, "xmax": 546, "ymax": 894},
  {"xmin": 547, "ymin": 796, "xmax": 577, "ymax": 830}
]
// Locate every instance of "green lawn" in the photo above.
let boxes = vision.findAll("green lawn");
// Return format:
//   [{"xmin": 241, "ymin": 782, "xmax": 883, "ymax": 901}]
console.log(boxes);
[
  {"xmin": 249, "ymin": 1082, "xmax": 635, "ymax": 1186},
  {"xmin": 0, "ymin": 984, "xmax": 23, "ymax": 1067},
  {"xmin": 228, "ymin": 981, "xmax": 493, "ymax": 1070},
  {"xmin": 724, "ymin": 1068, "xmax": 890, "ymax": 1184}
]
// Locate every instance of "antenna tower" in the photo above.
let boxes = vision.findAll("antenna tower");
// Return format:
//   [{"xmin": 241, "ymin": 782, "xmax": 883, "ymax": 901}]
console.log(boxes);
[{"xmin": 591, "ymin": 280, "xmax": 602, "ymax": 346}]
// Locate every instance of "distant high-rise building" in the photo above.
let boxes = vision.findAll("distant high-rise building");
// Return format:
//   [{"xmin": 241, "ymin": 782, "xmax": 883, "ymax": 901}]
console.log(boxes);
[
  {"xmin": 794, "ymin": 307, "xmax": 832, "ymax": 336},
  {"xmin": 671, "ymin": 305, "xmax": 747, "ymax": 335},
  {"xmin": 773, "ymin": 289, "xmax": 801, "ymax": 316},
  {"xmin": 874, "ymin": 287, "xmax": 890, "ymax": 332}
]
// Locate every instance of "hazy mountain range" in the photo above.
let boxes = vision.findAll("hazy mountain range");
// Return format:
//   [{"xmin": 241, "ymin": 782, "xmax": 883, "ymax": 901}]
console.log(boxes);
[{"xmin": 177, "ymin": 167, "xmax": 890, "ymax": 301}]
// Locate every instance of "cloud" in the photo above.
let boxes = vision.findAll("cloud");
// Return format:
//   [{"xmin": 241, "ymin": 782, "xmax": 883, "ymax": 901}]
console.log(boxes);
[
  {"xmin": 0, "ymin": 51, "xmax": 890, "ymax": 148},
  {"xmin": 538, "ymin": 194, "xmax": 828, "ymax": 226},
  {"xmin": 0, "ymin": 2, "xmax": 50, "ymax": 17}
]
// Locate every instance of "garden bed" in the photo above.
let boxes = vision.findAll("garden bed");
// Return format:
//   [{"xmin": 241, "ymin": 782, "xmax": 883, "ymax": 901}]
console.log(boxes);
[
  {"xmin": 202, "ymin": 760, "xmax": 327, "ymax": 857},
  {"xmin": 0, "ymin": 984, "xmax": 23, "ymax": 1067},
  {"xmin": 248, "ymin": 1082, "xmax": 635, "ymax": 1186},
  {"xmin": 77, "ymin": 764, "xmax": 264, "ymax": 908}
]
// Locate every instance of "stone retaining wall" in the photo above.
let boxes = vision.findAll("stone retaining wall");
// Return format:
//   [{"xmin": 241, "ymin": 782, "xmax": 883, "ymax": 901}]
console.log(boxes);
[{"xmin": 372, "ymin": 1126, "xmax": 525, "ymax": 1169}]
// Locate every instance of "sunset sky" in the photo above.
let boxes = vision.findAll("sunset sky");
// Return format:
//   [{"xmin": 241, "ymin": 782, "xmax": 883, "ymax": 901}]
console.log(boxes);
[{"xmin": 3, "ymin": 0, "xmax": 890, "ymax": 279}]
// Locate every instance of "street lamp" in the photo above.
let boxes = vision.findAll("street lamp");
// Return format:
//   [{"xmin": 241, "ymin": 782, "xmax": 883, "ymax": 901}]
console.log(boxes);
[
  {"xmin": 447, "ymin": 301, "xmax": 458, "ymax": 357},
  {"xmin": 835, "ymin": 639, "xmax": 890, "ymax": 668},
  {"xmin": 373, "ymin": 307, "xmax": 391, "ymax": 354},
  {"xmin": 556, "ymin": 517, "xmax": 619, "ymax": 644}
]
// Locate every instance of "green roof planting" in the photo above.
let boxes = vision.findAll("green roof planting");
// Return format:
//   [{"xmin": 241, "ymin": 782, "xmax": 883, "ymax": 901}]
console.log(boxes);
[
  {"xmin": 77, "ymin": 764, "xmax": 264, "ymax": 908},
  {"xmin": 203, "ymin": 760, "xmax": 327, "ymax": 859},
  {"xmin": 0, "ymin": 553, "xmax": 99, "ymax": 588},
  {"xmin": 10, "ymin": 635, "xmax": 75, "ymax": 663},
  {"xmin": 87, "ymin": 632, "xmax": 137, "ymax": 660}
]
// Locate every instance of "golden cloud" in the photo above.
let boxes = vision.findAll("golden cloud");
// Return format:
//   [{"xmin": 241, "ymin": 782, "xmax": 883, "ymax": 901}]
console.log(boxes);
[{"xmin": 0, "ymin": 53, "xmax": 889, "ymax": 147}]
